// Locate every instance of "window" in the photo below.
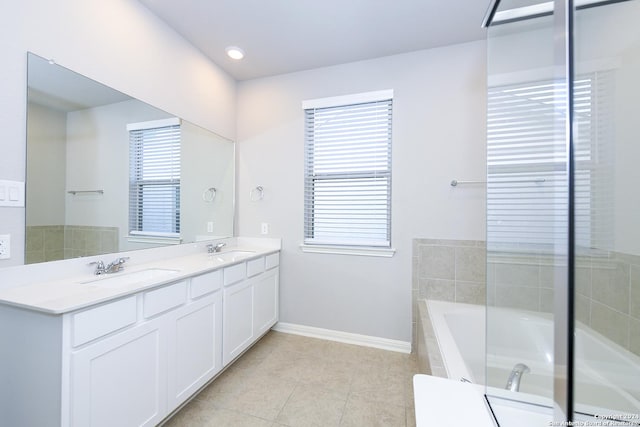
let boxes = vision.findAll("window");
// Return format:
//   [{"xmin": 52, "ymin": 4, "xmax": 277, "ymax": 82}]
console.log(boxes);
[
  {"xmin": 127, "ymin": 118, "xmax": 181, "ymax": 241},
  {"xmin": 487, "ymin": 72, "xmax": 613, "ymax": 253},
  {"xmin": 303, "ymin": 90, "xmax": 393, "ymax": 251}
]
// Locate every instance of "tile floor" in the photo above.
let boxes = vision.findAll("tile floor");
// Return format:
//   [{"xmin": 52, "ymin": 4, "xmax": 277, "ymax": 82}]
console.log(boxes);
[{"xmin": 163, "ymin": 331, "xmax": 419, "ymax": 427}]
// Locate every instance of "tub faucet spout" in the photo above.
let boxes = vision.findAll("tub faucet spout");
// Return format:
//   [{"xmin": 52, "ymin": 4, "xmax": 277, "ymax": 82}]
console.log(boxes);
[{"xmin": 505, "ymin": 363, "xmax": 530, "ymax": 392}]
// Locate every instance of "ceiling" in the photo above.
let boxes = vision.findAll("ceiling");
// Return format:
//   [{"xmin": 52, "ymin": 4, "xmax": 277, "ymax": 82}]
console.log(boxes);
[{"xmin": 138, "ymin": 0, "xmax": 491, "ymax": 81}]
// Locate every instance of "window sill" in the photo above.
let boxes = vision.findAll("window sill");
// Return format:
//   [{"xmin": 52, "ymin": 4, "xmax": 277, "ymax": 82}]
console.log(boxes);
[
  {"xmin": 300, "ymin": 244, "xmax": 396, "ymax": 258},
  {"xmin": 127, "ymin": 235, "xmax": 182, "ymax": 245}
]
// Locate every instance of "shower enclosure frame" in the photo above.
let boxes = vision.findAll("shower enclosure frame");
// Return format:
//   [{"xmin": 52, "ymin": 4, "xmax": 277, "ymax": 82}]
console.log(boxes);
[
  {"xmin": 483, "ymin": 0, "xmax": 578, "ymax": 422},
  {"xmin": 484, "ymin": 0, "xmax": 640, "ymax": 423}
]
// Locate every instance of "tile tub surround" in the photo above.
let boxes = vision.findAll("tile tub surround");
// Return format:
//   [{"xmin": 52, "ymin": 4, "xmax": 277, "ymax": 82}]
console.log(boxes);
[
  {"xmin": 163, "ymin": 331, "xmax": 419, "ymax": 427},
  {"xmin": 25, "ymin": 225, "xmax": 118, "ymax": 263},
  {"xmin": 412, "ymin": 238, "xmax": 640, "ymax": 358},
  {"xmin": 486, "ymin": 250, "xmax": 640, "ymax": 357},
  {"xmin": 411, "ymin": 239, "xmax": 486, "ymax": 349},
  {"xmin": 416, "ymin": 299, "xmax": 447, "ymax": 378}
]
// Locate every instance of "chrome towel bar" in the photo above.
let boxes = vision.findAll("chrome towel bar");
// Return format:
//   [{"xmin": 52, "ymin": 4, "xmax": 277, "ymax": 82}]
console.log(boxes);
[
  {"xmin": 67, "ymin": 190, "xmax": 104, "ymax": 195},
  {"xmin": 450, "ymin": 178, "xmax": 546, "ymax": 187}
]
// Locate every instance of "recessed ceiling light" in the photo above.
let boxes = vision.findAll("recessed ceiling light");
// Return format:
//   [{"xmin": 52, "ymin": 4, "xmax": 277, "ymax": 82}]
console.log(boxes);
[{"xmin": 225, "ymin": 46, "xmax": 245, "ymax": 60}]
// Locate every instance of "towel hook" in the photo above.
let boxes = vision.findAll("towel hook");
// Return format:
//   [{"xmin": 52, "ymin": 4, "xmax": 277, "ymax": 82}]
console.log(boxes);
[
  {"xmin": 202, "ymin": 187, "xmax": 217, "ymax": 202},
  {"xmin": 250, "ymin": 186, "xmax": 264, "ymax": 202}
]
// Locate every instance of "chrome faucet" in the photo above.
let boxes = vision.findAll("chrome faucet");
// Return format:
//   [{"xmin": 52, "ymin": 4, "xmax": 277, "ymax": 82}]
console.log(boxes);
[
  {"xmin": 88, "ymin": 257, "xmax": 130, "ymax": 275},
  {"xmin": 207, "ymin": 242, "xmax": 226, "ymax": 253},
  {"xmin": 105, "ymin": 257, "xmax": 130, "ymax": 273},
  {"xmin": 88, "ymin": 260, "xmax": 107, "ymax": 275},
  {"xmin": 505, "ymin": 363, "xmax": 530, "ymax": 392}
]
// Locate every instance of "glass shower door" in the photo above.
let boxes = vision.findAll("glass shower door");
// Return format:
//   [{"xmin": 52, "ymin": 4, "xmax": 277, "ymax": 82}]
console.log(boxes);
[
  {"xmin": 485, "ymin": 0, "xmax": 640, "ymax": 425},
  {"xmin": 485, "ymin": 0, "xmax": 571, "ymax": 423},
  {"xmin": 573, "ymin": 0, "xmax": 640, "ymax": 421}
]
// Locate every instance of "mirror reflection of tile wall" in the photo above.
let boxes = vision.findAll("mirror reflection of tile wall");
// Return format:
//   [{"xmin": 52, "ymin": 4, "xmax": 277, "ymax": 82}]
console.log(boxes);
[{"xmin": 26, "ymin": 225, "xmax": 118, "ymax": 264}]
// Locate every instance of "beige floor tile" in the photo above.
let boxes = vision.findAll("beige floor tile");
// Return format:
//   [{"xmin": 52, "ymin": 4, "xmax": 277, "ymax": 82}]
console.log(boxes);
[
  {"xmin": 406, "ymin": 406, "xmax": 417, "ymax": 427},
  {"xmin": 237, "ymin": 342, "xmax": 274, "ymax": 364},
  {"xmin": 340, "ymin": 395, "xmax": 406, "ymax": 427},
  {"xmin": 164, "ymin": 399, "xmax": 273, "ymax": 427},
  {"xmin": 168, "ymin": 332, "xmax": 417, "ymax": 426},
  {"xmin": 275, "ymin": 383, "xmax": 346, "ymax": 427},
  {"xmin": 298, "ymin": 361, "xmax": 354, "ymax": 398},
  {"xmin": 403, "ymin": 374, "xmax": 416, "ymax": 409},
  {"xmin": 222, "ymin": 373, "xmax": 297, "ymax": 420},
  {"xmin": 388, "ymin": 354, "xmax": 419, "ymax": 376},
  {"xmin": 163, "ymin": 399, "xmax": 215, "ymax": 426},
  {"xmin": 225, "ymin": 349, "xmax": 268, "ymax": 376},
  {"xmin": 257, "ymin": 352, "xmax": 322, "ymax": 384},
  {"xmin": 201, "ymin": 408, "xmax": 273, "ymax": 427},
  {"xmin": 349, "ymin": 377, "xmax": 406, "ymax": 408},
  {"xmin": 195, "ymin": 368, "xmax": 251, "ymax": 406}
]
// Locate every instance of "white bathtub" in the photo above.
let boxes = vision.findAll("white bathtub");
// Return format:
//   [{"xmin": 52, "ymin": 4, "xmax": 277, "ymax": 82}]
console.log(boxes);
[{"xmin": 424, "ymin": 299, "xmax": 640, "ymax": 417}]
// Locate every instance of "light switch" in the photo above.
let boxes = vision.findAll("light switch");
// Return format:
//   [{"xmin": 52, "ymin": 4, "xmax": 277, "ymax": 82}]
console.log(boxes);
[
  {"xmin": 8, "ymin": 186, "xmax": 19, "ymax": 201},
  {"xmin": 0, "ymin": 180, "xmax": 24, "ymax": 207}
]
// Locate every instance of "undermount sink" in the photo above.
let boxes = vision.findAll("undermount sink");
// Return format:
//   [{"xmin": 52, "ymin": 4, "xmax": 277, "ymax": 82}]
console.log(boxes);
[
  {"xmin": 209, "ymin": 250, "xmax": 255, "ymax": 262},
  {"xmin": 82, "ymin": 268, "xmax": 181, "ymax": 288}
]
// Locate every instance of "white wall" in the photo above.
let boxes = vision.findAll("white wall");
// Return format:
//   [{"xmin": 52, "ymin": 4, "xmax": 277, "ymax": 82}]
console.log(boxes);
[
  {"xmin": 26, "ymin": 103, "xmax": 66, "ymax": 226},
  {"xmin": 236, "ymin": 41, "xmax": 487, "ymax": 342},
  {"xmin": 0, "ymin": 0, "xmax": 236, "ymax": 266},
  {"xmin": 180, "ymin": 121, "xmax": 235, "ymax": 241}
]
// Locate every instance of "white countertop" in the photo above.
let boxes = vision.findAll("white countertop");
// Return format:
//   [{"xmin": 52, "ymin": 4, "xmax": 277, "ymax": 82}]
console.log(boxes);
[
  {"xmin": 413, "ymin": 375, "xmax": 560, "ymax": 427},
  {"xmin": 413, "ymin": 374, "xmax": 496, "ymax": 427},
  {"xmin": 0, "ymin": 237, "xmax": 280, "ymax": 315}
]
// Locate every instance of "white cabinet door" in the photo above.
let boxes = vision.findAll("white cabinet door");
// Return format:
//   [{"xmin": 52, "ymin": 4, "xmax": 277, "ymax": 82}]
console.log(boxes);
[
  {"xmin": 253, "ymin": 268, "xmax": 279, "ymax": 337},
  {"xmin": 222, "ymin": 279, "xmax": 254, "ymax": 365},
  {"xmin": 167, "ymin": 291, "xmax": 223, "ymax": 409},
  {"xmin": 70, "ymin": 319, "xmax": 167, "ymax": 427}
]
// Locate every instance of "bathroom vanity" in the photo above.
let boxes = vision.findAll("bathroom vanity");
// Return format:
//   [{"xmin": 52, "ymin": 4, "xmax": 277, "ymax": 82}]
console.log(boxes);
[{"xmin": 0, "ymin": 238, "xmax": 280, "ymax": 427}]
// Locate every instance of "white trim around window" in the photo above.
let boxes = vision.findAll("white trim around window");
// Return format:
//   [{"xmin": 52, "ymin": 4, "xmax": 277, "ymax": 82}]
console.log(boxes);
[
  {"xmin": 302, "ymin": 89, "xmax": 394, "ymax": 110},
  {"xmin": 302, "ymin": 90, "xmax": 394, "ymax": 255},
  {"xmin": 299, "ymin": 243, "xmax": 396, "ymax": 257}
]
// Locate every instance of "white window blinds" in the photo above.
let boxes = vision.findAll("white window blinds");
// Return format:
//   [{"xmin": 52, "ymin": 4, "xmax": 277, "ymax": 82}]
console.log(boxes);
[
  {"xmin": 304, "ymin": 93, "xmax": 393, "ymax": 247},
  {"xmin": 487, "ymin": 72, "xmax": 613, "ymax": 253},
  {"xmin": 128, "ymin": 118, "xmax": 181, "ymax": 238}
]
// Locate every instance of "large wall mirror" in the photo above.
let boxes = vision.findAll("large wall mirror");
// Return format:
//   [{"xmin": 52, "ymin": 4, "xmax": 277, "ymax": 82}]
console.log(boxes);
[{"xmin": 25, "ymin": 53, "xmax": 234, "ymax": 264}]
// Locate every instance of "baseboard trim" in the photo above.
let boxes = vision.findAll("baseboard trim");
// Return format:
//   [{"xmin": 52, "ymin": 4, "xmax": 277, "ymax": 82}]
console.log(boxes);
[{"xmin": 272, "ymin": 322, "xmax": 411, "ymax": 354}]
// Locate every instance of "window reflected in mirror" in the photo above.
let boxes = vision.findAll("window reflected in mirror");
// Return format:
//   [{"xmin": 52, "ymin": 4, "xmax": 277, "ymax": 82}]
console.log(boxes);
[{"xmin": 25, "ymin": 53, "xmax": 234, "ymax": 264}]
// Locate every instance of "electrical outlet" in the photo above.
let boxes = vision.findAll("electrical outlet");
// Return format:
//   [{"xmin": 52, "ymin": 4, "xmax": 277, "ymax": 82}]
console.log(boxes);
[
  {"xmin": 207, "ymin": 221, "xmax": 214, "ymax": 233},
  {"xmin": 0, "ymin": 234, "xmax": 10, "ymax": 259},
  {"xmin": 261, "ymin": 223, "xmax": 269, "ymax": 235}
]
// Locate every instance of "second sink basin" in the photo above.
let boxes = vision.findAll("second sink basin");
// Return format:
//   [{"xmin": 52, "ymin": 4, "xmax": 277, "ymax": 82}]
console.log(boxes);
[
  {"xmin": 82, "ymin": 268, "xmax": 181, "ymax": 288},
  {"xmin": 210, "ymin": 250, "xmax": 255, "ymax": 262}
]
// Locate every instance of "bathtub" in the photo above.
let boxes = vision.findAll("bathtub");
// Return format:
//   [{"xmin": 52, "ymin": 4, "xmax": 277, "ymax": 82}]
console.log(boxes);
[{"xmin": 421, "ymin": 299, "xmax": 640, "ymax": 417}]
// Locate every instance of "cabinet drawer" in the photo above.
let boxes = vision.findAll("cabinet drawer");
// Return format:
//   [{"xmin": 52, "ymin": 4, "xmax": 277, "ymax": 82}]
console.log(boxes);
[
  {"xmin": 190, "ymin": 270, "xmax": 222, "ymax": 299},
  {"xmin": 247, "ymin": 257, "xmax": 265, "ymax": 278},
  {"xmin": 143, "ymin": 281, "xmax": 187, "ymax": 318},
  {"xmin": 265, "ymin": 253, "xmax": 279, "ymax": 270},
  {"xmin": 223, "ymin": 263, "xmax": 246, "ymax": 286},
  {"xmin": 72, "ymin": 296, "xmax": 137, "ymax": 347}
]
